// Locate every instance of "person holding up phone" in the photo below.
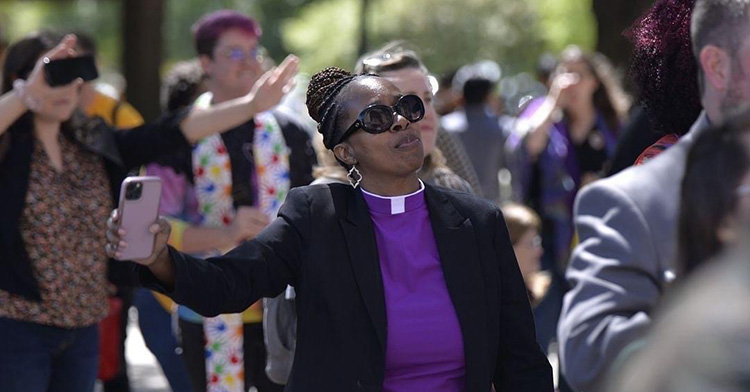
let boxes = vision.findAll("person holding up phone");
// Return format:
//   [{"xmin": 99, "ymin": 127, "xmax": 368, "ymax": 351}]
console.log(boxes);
[
  {"xmin": 105, "ymin": 66, "xmax": 553, "ymax": 392},
  {"xmin": 0, "ymin": 31, "xmax": 298, "ymax": 392}
]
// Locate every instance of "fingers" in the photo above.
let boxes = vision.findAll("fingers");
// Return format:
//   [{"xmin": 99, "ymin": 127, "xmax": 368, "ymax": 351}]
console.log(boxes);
[
  {"xmin": 556, "ymin": 72, "xmax": 579, "ymax": 88},
  {"xmin": 109, "ymin": 208, "xmax": 120, "ymax": 225},
  {"xmin": 105, "ymin": 242, "xmax": 123, "ymax": 259},
  {"xmin": 148, "ymin": 218, "xmax": 171, "ymax": 235},
  {"xmin": 274, "ymin": 55, "xmax": 299, "ymax": 87},
  {"xmin": 255, "ymin": 70, "xmax": 273, "ymax": 89},
  {"xmin": 264, "ymin": 55, "xmax": 298, "ymax": 88},
  {"xmin": 282, "ymin": 78, "xmax": 297, "ymax": 95},
  {"xmin": 43, "ymin": 34, "xmax": 78, "ymax": 62}
]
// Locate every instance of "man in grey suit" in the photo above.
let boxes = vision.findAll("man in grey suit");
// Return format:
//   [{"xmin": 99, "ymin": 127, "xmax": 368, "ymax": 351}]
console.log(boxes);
[{"xmin": 558, "ymin": 1, "xmax": 750, "ymax": 390}]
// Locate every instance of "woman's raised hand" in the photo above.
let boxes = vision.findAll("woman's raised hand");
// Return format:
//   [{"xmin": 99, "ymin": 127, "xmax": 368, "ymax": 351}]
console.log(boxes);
[
  {"xmin": 548, "ymin": 72, "xmax": 579, "ymax": 109},
  {"xmin": 24, "ymin": 34, "xmax": 83, "ymax": 106},
  {"xmin": 247, "ymin": 55, "xmax": 299, "ymax": 115}
]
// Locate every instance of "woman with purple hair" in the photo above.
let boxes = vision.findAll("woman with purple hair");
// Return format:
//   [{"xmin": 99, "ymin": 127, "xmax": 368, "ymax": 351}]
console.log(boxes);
[{"xmin": 627, "ymin": 0, "xmax": 702, "ymax": 165}]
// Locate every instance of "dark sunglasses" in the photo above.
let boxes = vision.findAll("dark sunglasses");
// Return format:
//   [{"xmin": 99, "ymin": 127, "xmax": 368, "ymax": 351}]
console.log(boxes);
[{"xmin": 338, "ymin": 94, "xmax": 425, "ymax": 143}]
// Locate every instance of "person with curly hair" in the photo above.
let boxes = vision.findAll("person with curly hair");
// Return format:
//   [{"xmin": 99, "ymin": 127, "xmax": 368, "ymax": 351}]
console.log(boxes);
[{"xmin": 627, "ymin": 0, "xmax": 703, "ymax": 166}]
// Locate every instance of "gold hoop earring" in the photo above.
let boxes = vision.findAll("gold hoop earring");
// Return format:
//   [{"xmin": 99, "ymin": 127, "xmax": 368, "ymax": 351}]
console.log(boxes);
[{"xmin": 347, "ymin": 165, "xmax": 362, "ymax": 189}]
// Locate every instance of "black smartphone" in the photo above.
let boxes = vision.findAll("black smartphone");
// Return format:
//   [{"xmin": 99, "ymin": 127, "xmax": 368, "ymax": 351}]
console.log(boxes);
[{"xmin": 43, "ymin": 55, "xmax": 99, "ymax": 87}]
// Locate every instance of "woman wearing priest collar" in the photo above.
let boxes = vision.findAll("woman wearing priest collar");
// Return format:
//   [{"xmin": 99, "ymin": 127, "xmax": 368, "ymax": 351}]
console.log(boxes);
[{"xmin": 106, "ymin": 67, "xmax": 553, "ymax": 392}]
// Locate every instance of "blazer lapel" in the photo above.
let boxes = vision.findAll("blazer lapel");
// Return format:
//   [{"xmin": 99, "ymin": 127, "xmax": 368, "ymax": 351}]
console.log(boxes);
[
  {"xmin": 425, "ymin": 185, "xmax": 490, "ymax": 391},
  {"xmin": 339, "ymin": 188, "xmax": 388, "ymax": 354}
]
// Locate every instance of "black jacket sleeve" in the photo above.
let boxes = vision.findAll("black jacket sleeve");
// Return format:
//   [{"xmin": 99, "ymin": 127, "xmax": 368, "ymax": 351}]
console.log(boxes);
[
  {"xmin": 137, "ymin": 187, "xmax": 309, "ymax": 317},
  {"xmin": 492, "ymin": 209, "xmax": 554, "ymax": 391},
  {"xmin": 113, "ymin": 108, "xmax": 192, "ymax": 170}
]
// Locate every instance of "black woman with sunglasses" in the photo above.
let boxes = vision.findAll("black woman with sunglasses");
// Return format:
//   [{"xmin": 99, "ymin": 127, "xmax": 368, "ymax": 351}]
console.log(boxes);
[{"xmin": 105, "ymin": 67, "xmax": 553, "ymax": 392}]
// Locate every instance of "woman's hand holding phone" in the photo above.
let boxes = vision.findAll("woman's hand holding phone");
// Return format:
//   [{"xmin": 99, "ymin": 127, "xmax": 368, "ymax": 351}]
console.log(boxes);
[
  {"xmin": 22, "ymin": 34, "xmax": 83, "ymax": 112},
  {"xmin": 106, "ymin": 209, "xmax": 176, "ymax": 289},
  {"xmin": 106, "ymin": 209, "xmax": 171, "ymax": 265}
]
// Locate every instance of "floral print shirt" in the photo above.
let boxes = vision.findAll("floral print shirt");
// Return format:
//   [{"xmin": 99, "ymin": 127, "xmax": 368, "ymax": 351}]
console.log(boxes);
[{"xmin": 0, "ymin": 134, "xmax": 112, "ymax": 328}]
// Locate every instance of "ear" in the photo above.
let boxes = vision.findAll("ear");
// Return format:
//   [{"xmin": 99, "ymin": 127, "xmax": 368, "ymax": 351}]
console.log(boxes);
[
  {"xmin": 333, "ymin": 143, "xmax": 357, "ymax": 167},
  {"xmin": 199, "ymin": 54, "xmax": 213, "ymax": 75},
  {"xmin": 699, "ymin": 45, "xmax": 732, "ymax": 92}
]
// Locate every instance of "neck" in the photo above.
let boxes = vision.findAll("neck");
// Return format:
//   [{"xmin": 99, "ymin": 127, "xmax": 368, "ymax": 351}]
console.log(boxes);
[
  {"xmin": 209, "ymin": 82, "xmax": 246, "ymax": 105},
  {"xmin": 567, "ymin": 103, "xmax": 597, "ymax": 142},
  {"xmin": 567, "ymin": 101, "xmax": 596, "ymax": 124},
  {"xmin": 33, "ymin": 117, "xmax": 61, "ymax": 142},
  {"xmin": 701, "ymin": 92, "xmax": 722, "ymax": 125},
  {"xmin": 359, "ymin": 172, "xmax": 421, "ymax": 196}
]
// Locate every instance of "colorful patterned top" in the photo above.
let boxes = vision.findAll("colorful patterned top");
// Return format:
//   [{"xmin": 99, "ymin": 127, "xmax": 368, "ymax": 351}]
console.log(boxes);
[
  {"xmin": 634, "ymin": 133, "xmax": 680, "ymax": 166},
  {"xmin": 0, "ymin": 134, "xmax": 112, "ymax": 328}
]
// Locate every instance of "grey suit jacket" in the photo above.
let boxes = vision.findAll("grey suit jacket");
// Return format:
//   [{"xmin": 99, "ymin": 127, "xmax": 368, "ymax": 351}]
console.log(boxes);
[{"xmin": 557, "ymin": 112, "xmax": 711, "ymax": 391}]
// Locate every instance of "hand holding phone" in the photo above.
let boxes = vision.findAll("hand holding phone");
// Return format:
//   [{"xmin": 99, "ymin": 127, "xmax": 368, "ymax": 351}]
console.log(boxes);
[{"xmin": 113, "ymin": 176, "xmax": 162, "ymax": 261}]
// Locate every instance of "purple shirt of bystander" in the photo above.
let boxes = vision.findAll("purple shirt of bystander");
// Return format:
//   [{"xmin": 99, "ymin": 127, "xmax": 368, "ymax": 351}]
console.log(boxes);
[{"xmin": 361, "ymin": 181, "xmax": 466, "ymax": 392}]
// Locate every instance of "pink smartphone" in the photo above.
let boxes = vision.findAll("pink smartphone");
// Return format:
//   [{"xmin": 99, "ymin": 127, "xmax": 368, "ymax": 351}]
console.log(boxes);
[{"xmin": 116, "ymin": 176, "xmax": 162, "ymax": 261}]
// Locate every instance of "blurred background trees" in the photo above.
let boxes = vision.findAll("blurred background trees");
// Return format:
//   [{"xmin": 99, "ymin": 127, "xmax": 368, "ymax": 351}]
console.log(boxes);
[{"xmin": 0, "ymin": 0, "xmax": 651, "ymax": 119}]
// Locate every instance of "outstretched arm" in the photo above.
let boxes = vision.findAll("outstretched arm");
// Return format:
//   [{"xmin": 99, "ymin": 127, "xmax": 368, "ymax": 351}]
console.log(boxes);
[
  {"xmin": 105, "ymin": 187, "xmax": 310, "ymax": 317},
  {"xmin": 178, "ymin": 55, "xmax": 298, "ymax": 143}
]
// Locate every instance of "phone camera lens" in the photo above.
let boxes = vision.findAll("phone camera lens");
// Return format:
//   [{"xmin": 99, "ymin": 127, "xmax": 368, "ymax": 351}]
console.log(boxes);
[{"xmin": 125, "ymin": 182, "xmax": 143, "ymax": 200}]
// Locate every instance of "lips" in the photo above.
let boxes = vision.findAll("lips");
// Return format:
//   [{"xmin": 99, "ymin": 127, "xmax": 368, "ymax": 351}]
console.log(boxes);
[{"xmin": 394, "ymin": 132, "xmax": 421, "ymax": 149}]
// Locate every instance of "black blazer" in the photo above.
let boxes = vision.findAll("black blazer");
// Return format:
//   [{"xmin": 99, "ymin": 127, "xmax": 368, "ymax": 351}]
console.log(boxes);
[{"xmin": 140, "ymin": 183, "xmax": 553, "ymax": 392}]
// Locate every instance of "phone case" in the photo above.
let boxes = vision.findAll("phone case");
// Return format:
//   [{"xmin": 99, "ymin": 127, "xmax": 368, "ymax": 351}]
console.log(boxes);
[
  {"xmin": 43, "ymin": 55, "xmax": 99, "ymax": 87},
  {"xmin": 116, "ymin": 176, "xmax": 162, "ymax": 261}
]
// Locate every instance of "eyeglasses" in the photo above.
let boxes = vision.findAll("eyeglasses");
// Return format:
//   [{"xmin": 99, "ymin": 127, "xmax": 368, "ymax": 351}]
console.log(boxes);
[
  {"xmin": 338, "ymin": 94, "xmax": 425, "ymax": 143},
  {"xmin": 218, "ymin": 46, "xmax": 263, "ymax": 63}
]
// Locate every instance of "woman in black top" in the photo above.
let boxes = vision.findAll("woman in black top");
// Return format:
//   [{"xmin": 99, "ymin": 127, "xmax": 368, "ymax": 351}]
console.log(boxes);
[{"xmin": 107, "ymin": 67, "xmax": 553, "ymax": 392}]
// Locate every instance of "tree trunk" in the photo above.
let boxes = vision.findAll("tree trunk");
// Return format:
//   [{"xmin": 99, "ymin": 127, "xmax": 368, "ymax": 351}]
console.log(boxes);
[
  {"xmin": 593, "ymin": 0, "xmax": 654, "ymax": 71},
  {"xmin": 122, "ymin": 0, "xmax": 164, "ymax": 122},
  {"xmin": 358, "ymin": 0, "xmax": 370, "ymax": 56}
]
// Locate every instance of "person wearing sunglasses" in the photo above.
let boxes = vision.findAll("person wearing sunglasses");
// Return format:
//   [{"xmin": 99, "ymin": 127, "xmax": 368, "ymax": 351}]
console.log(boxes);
[{"xmin": 105, "ymin": 66, "xmax": 553, "ymax": 392}]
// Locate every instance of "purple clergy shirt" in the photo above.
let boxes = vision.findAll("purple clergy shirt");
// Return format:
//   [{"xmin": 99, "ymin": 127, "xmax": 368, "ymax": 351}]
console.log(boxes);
[{"xmin": 361, "ymin": 182, "xmax": 466, "ymax": 392}]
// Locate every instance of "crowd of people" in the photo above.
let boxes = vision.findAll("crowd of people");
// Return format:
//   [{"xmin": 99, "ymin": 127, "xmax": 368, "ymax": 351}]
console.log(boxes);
[{"xmin": 0, "ymin": 0, "xmax": 749, "ymax": 391}]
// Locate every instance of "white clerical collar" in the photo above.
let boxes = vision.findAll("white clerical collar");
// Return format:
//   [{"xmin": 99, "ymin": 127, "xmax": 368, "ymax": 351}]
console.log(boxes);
[{"xmin": 360, "ymin": 180, "xmax": 426, "ymax": 215}]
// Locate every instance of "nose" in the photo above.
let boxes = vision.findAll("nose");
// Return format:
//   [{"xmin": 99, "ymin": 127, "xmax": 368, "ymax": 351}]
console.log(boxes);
[{"xmin": 390, "ymin": 113, "xmax": 411, "ymax": 132}]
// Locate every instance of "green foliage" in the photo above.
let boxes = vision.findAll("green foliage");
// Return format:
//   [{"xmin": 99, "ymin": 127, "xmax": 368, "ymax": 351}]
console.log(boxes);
[
  {"xmin": 366, "ymin": 0, "xmax": 546, "ymax": 75},
  {"xmin": 164, "ymin": 0, "xmax": 257, "ymax": 63},
  {"xmin": 283, "ymin": 0, "xmax": 361, "ymax": 73},
  {"xmin": 283, "ymin": 0, "xmax": 596, "ymax": 77},
  {"xmin": 0, "ymin": 0, "xmax": 597, "ymax": 80},
  {"xmin": 530, "ymin": 0, "xmax": 596, "ymax": 53},
  {"xmin": 0, "ymin": 0, "xmax": 121, "ymax": 70}
]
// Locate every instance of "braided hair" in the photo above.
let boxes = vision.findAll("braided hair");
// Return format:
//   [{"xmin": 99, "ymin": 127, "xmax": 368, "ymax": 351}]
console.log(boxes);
[{"xmin": 305, "ymin": 67, "xmax": 360, "ymax": 150}]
